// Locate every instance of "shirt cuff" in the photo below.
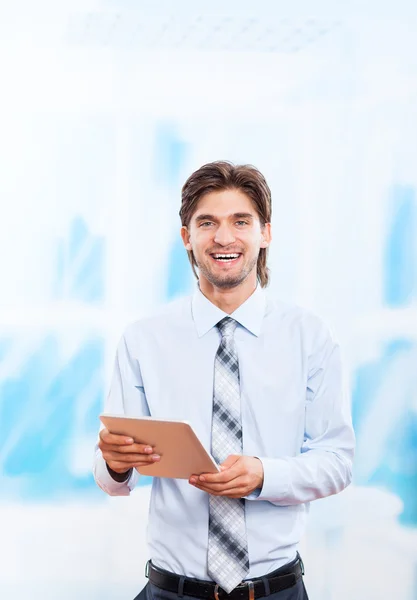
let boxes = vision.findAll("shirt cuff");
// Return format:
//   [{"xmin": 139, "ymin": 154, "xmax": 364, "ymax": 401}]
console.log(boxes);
[
  {"xmin": 106, "ymin": 463, "xmax": 133, "ymax": 482},
  {"xmin": 93, "ymin": 451, "xmax": 138, "ymax": 496},
  {"xmin": 252, "ymin": 457, "xmax": 291, "ymax": 502},
  {"xmin": 244, "ymin": 488, "xmax": 261, "ymax": 500}
]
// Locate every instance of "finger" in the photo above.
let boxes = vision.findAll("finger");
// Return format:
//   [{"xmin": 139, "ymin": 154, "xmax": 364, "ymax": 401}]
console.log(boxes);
[
  {"xmin": 103, "ymin": 451, "xmax": 160, "ymax": 465},
  {"xmin": 192, "ymin": 482, "xmax": 246, "ymax": 498},
  {"xmin": 109, "ymin": 460, "xmax": 153, "ymax": 472},
  {"xmin": 189, "ymin": 473, "xmax": 242, "ymax": 490},
  {"xmin": 100, "ymin": 442, "xmax": 154, "ymax": 455},
  {"xmin": 196, "ymin": 455, "xmax": 242, "ymax": 483},
  {"xmin": 193, "ymin": 479, "xmax": 248, "ymax": 496},
  {"xmin": 100, "ymin": 429, "xmax": 135, "ymax": 446},
  {"xmin": 195, "ymin": 461, "xmax": 243, "ymax": 484},
  {"xmin": 221, "ymin": 455, "xmax": 241, "ymax": 469},
  {"xmin": 190, "ymin": 472, "xmax": 248, "ymax": 491},
  {"xmin": 189, "ymin": 455, "xmax": 241, "ymax": 483}
]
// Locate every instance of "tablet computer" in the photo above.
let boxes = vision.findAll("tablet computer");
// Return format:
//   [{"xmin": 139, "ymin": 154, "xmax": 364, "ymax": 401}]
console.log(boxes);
[{"xmin": 100, "ymin": 414, "xmax": 220, "ymax": 479}]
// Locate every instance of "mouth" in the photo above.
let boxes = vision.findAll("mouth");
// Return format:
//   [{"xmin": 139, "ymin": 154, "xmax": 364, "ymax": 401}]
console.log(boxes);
[{"xmin": 209, "ymin": 252, "xmax": 242, "ymax": 266}]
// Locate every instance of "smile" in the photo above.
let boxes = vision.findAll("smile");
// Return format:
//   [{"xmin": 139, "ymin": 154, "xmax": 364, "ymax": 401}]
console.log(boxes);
[{"xmin": 210, "ymin": 253, "xmax": 242, "ymax": 265}]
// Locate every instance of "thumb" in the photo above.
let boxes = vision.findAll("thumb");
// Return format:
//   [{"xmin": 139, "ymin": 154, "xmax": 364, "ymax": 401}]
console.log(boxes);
[{"xmin": 220, "ymin": 454, "xmax": 241, "ymax": 471}]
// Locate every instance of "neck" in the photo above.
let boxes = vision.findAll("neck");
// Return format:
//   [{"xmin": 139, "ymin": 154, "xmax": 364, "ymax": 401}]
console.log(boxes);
[{"xmin": 198, "ymin": 271, "xmax": 258, "ymax": 314}]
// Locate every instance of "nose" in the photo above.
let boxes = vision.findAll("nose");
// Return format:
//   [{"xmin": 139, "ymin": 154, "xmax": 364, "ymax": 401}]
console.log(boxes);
[{"xmin": 214, "ymin": 223, "xmax": 236, "ymax": 246}]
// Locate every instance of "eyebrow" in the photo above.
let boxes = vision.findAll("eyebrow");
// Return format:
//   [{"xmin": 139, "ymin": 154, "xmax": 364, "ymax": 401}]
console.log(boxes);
[{"xmin": 194, "ymin": 213, "xmax": 254, "ymax": 222}]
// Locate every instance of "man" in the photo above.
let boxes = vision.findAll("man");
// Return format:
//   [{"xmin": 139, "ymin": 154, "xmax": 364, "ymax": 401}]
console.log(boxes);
[{"xmin": 94, "ymin": 161, "xmax": 355, "ymax": 600}]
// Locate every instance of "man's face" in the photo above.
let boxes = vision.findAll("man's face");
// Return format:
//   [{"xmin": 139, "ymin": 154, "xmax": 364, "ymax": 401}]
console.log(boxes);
[{"xmin": 181, "ymin": 189, "xmax": 271, "ymax": 289}]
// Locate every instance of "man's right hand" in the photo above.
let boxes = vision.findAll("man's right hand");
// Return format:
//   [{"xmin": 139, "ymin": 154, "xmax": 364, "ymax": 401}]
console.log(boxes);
[{"xmin": 98, "ymin": 428, "xmax": 160, "ymax": 474}]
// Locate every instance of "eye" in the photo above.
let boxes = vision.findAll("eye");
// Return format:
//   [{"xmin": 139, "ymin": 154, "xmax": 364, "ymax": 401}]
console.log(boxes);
[
  {"xmin": 199, "ymin": 221, "xmax": 214, "ymax": 227},
  {"xmin": 236, "ymin": 220, "xmax": 249, "ymax": 226}
]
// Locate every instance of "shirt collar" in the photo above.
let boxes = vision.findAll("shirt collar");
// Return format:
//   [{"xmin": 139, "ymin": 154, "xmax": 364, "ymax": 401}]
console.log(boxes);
[{"xmin": 191, "ymin": 284, "xmax": 266, "ymax": 338}]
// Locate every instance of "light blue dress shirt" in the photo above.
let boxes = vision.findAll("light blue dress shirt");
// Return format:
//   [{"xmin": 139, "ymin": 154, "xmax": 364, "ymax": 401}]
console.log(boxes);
[{"xmin": 94, "ymin": 285, "xmax": 355, "ymax": 579}]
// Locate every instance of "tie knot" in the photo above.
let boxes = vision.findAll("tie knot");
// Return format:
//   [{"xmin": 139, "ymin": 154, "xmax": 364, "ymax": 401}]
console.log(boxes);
[{"xmin": 217, "ymin": 316, "xmax": 237, "ymax": 338}]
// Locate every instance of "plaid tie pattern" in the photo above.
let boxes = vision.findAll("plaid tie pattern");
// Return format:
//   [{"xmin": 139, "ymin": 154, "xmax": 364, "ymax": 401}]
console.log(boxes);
[{"xmin": 207, "ymin": 317, "xmax": 249, "ymax": 593}]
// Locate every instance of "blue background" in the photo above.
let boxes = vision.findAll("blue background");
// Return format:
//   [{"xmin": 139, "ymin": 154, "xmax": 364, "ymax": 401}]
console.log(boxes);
[{"xmin": 0, "ymin": 2, "xmax": 416, "ymax": 598}]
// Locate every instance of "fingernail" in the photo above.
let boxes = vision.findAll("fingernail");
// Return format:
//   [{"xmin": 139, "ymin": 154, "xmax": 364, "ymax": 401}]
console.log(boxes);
[
  {"xmin": 199, "ymin": 476, "xmax": 205, "ymax": 482},
  {"xmin": 190, "ymin": 477, "xmax": 196, "ymax": 484},
  {"xmin": 125, "ymin": 438, "xmax": 134, "ymax": 444},
  {"xmin": 152, "ymin": 455, "xmax": 160, "ymax": 461},
  {"xmin": 145, "ymin": 447, "xmax": 153, "ymax": 453}
]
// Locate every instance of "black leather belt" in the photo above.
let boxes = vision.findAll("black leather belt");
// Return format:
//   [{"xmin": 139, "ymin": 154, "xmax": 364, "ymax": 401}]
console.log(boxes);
[{"xmin": 146, "ymin": 555, "xmax": 304, "ymax": 600}]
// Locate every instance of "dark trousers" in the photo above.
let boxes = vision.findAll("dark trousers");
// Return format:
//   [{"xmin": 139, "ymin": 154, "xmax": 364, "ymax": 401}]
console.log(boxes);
[{"xmin": 134, "ymin": 579, "xmax": 309, "ymax": 600}]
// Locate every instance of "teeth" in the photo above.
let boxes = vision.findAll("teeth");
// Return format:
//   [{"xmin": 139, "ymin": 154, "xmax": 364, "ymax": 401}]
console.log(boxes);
[{"xmin": 213, "ymin": 254, "xmax": 239, "ymax": 259}]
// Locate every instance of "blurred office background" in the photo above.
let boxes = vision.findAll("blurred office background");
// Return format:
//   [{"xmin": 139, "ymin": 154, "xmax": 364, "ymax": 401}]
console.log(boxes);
[{"xmin": 0, "ymin": 1, "xmax": 417, "ymax": 598}]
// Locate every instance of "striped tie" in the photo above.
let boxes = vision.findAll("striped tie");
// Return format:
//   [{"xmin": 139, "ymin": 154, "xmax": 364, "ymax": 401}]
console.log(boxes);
[{"xmin": 207, "ymin": 317, "xmax": 249, "ymax": 593}]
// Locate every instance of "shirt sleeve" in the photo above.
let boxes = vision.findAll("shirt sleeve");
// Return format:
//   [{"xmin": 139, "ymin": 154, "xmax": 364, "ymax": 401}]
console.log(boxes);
[
  {"xmin": 252, "ymin": 325, "xmax": 355, "ymax": 505},
  {"xmin": 93, "ymin": 445, "xmax": 139, "ymax": 496},
  {"xmin": 93, "ymin": 328, "xmax": 148, "ymax": 497}
]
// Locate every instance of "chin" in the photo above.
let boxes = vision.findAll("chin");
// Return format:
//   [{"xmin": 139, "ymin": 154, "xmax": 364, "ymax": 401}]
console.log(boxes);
[
  {"xmin": 205, "ymin": 270, "xmax": 248, "ymax": 290},
  {"xmin": 212, "ymin": 278, "xmax": 244, "ymax": 289},
  {"xmin": 196, "ymin": 256, "xmax": 257, "ymax": 290}
]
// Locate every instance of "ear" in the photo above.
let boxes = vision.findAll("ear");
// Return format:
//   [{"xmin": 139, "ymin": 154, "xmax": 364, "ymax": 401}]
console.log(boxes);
[
  {"xmin": 181, "ymin": 226, "xmax": 192, "ymax": 251},
  {"xmin": 260, "ymin": 223, "xmax": 271, "ymax": 248}
]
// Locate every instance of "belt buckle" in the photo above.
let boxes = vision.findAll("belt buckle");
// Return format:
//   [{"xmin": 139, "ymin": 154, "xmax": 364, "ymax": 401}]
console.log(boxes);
[
  {"xmin": 246, "ymin": 581, "xmax": 255, "ymax": 600},
  {"xmin": 237, "ymin": 580, "xmax": 254, "ymax": 600},
  {"xmin": 214, "ymin": 581, "xmax": 254, "ymax": 600}
]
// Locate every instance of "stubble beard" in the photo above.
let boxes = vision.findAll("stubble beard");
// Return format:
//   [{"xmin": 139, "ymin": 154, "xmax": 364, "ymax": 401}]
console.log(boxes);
[{"xmin": 195, "ymin": 253, "xmax": 258, "ymax": 290}]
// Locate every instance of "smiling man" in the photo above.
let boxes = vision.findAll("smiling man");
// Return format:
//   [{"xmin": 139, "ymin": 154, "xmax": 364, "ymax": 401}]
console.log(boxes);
[{"xmin": 94, "ymin": 161, "xmax": 355, "ymax": 600}]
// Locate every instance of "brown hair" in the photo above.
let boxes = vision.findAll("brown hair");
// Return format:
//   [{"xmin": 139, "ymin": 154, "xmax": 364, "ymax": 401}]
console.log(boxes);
[{"xmin": 179, "ymin": 161, "xmax": 272, "ymax": 287}]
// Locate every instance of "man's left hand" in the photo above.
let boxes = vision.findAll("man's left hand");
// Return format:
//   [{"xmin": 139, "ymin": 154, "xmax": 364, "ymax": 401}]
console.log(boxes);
[{"xmin": 189, "ymin": 455, "xmax": 264, "ymax": 498}]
